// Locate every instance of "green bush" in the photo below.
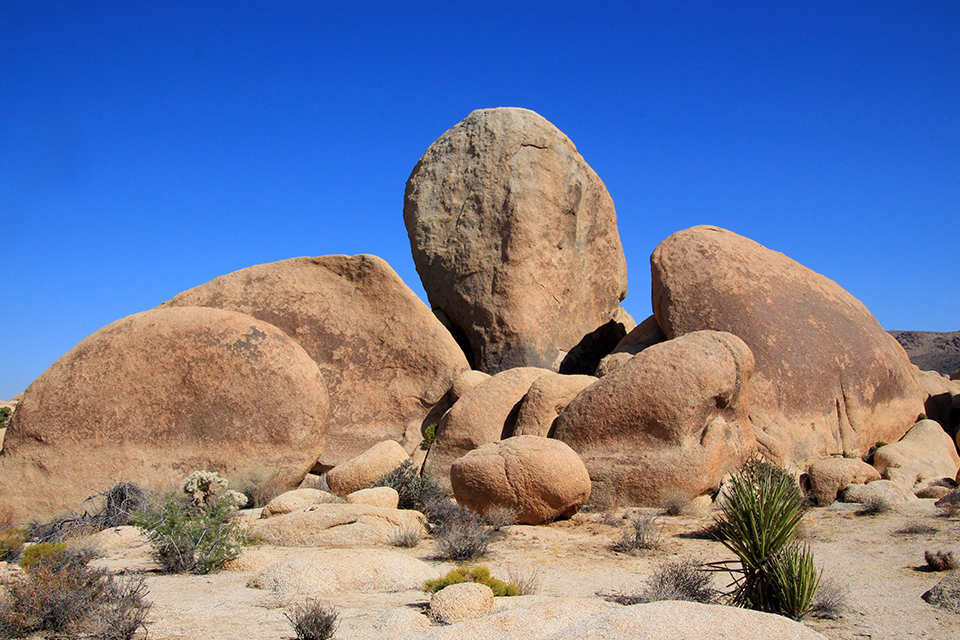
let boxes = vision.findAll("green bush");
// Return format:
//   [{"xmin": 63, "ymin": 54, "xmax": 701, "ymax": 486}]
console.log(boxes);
[
  {"xmin": 0, "ymin": 548, "xmax": 150, "ymax": 639},
  {"xmin": 132, "ymin": 491, "xmax": 245, "ymax": 574},
  {"xmin": 424, "ymin": 565, "xmax": 519, "ymax": 596},
  {"xmin": 0, "ymin": 406, "xmax": 11, "ymax": 429},
  {"xmin": 420, "ymin": 423, "xmax": 438, "ymax": 450},
  {"xmin": 370, "ymin": 461, "xmax": 447, "ymax": 512},
  {"xmin": 711, "ymin": 459, "xmax": 821, "ymax": 620},
  {"xmin": 18, "ymin": 542, "xmax": 68, "ymax": 570}
]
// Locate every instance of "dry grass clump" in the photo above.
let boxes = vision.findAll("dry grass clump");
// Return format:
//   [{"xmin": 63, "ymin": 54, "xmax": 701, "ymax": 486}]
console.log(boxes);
[
  {"xmin": 809, "ymin": 578, "xmax": 849, "ymax": 620},
  {"xmin": 427, "ymin": 501, "xmax": 493, "ymax": 562},
  {"xmin": 483, "ymin": 504, "xmax": 519, "ymax": 531},
  {"xmin": 661, "ymin": 492, "xmax": 693, "ymax": 516},
  {"xmin": 285, "ymin": 600, "xmax": 338, "ymax": 640},
  {"xmin": 389, "ymin": 521, "xmax": 424, "ymax": 548},
  {"xmin": 0, "ymin": 547, "xmax": 150, "ymax": 640},
  {"xmin": 893, "ymin": 521, "xmax": 939, "ymax": 536},
  {"xmin": 506, "ymin": 563, "xmax": 542, "ymax": 595},
  {"xmin": 604, "ymin": 559, "xmax": 715, "ymax": 605},
  {"xmin": 925, "ymin": 550, "xmax": 957, "ymax": 571},
  {"xmin": 611, "ymin": 512, "xmax": 662, "ymax": 554},
  {"xmin": 855, "ymin": 496, "xmax": 892, "ymax": 516}
]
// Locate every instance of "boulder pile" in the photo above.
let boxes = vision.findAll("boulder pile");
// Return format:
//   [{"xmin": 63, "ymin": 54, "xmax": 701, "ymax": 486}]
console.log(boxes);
[{"xmin": 3, "ymin": 107, "xmax": 954, "ymax": 522}]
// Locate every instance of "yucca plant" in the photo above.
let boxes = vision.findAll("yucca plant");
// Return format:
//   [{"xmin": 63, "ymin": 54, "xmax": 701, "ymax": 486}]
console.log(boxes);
[{"xmin": 710, "ymin": 459, "xmax": 821, "ymax": 619}]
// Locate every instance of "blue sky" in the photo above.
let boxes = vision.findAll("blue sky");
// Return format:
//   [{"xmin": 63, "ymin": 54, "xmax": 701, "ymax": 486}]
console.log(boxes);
[{"xmin": 2, "ymin": 2, "xmax": 958, "ymax": 400}]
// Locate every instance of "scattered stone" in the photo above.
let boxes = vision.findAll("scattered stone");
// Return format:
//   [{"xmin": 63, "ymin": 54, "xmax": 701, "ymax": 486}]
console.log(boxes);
[
  {"xmin": 916, "ymin": 484, "xmax": 953, "ymax": 500},
  {"xmin": 806, "ymin": 457, "xmax": 882, "ymax": 506},
  {"xmin": 424, "ymin": 367, "xmax": 552, "ymax": 492},
  {"xmin": 922, "ymin": 570, "xmax": 960, "ymax": 614},
  {"xmin": 404, "ymin": 107, "xmax": 629, "ymax": 374},
  {"xmin": 429, "ymin": 582, "xmax": 495, "ymax": 625},
  {"xmin": 347, "ymin": 486, "xmax": 400, "ymax": 509},
  {"xmin": 260, "ymin": 489, "xmax": 341, "ymax": 519},
  {"xmin": 514, "ymin": 373, "xmax": 596, "ymax": 437},
  {"xmin": 326, "ymin": 440, "xmax": 410, "ymax": 496},
  {"xmin": 249, "ymin": 503, "xmax": 427, "ymax": 547},
  {"xmin": 651, "ymin": 225, "xmax": 925, "ymax": 468},
  {"xmin": 160, "ymin": 254, "xmax": 469, "ymax": 468},
  {"xmin": 0, "ymin": 307, "xmax": 330, "ymax": 524},
  {"xmin": 554, "ymin": 331, "xmax": 757, "ymax": 507},
  {"xmin": 873, "ymin": 419, "xmax": 960, "ymax": 488},
  {"xmin": 451, "ymin": 435, "xmax": 591, "ymax": 524}
]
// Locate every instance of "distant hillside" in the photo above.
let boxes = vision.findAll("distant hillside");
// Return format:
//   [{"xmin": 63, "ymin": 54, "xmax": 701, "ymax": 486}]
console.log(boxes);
[{"xmin": 889, "ymin": 330, "xmax": 960, "ymax": 377}]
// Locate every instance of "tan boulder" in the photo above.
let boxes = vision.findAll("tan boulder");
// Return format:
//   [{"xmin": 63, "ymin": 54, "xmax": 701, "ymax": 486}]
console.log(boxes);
[
  {"xmin": 248, "ymin": 548, "xmax": 440, "ymax": 597},
  {"xmin": 594, "ymin": 352, "xmax": 632, "ymax": 378},
  {"xmin": 806, "ymin": 457, "xmax": 881, "ymax": 506},
  {"xmin": 346, "ymin": 486, "xmax": 400, "ymax": 509},
  {"xmin": 326, "ymin": 440, "xmax": 410, "ymax": 496},
  {"xmin": 160, "ymin": 254, "xmax": 470, "ymax": 468},
  {"xmin": 451, "ymin": 370, "xmax": 491, "ymax": 403},
  {"xmin": 404, "ymin": 107, "xmax": 629, "ymax": 375},
  {"xmin": 249, "ymin": 502, "xmax": 427, "ymax": 547},
  {"xmin": 553, "ymin": 331, "xmax": 757, "ymax": 507},
  {"xmin": 873, "ymin": 419, "xmax": 960, "ymax": 487},
  {"xmin": 260, "ymin": 488, "xmax": 341, "ymax": 518},
  {"xmin": 913, "ymin": 368, "xmax": 960, "ymax": 434},
  {"xmin": 0, "ymin": 306, "xmax": 330, "ymax": 523},
  {"xmin": 450, "ymin": 435, "xmax": 591, "ymax": 524},
  {"xmin": 840, "ymin": 479, "xmax": 917, "ymax": 505},
  {"xmin": 514, "ymin": 373, "xmax": 596, "ymax": 437},
  {"xmin": 651, "ymin": 225, "xmax": 925, "ymax": 468},
  {"xmin": 424, "ymin": 367, "xmax": 551, "ymax": 492},
  {"xmin": 429, "ymin": 582, "xmax": 495, "ymax": 625},
  {"xmin": 611, "ymin": 314, "xmax": 668, "ymax": 356}
]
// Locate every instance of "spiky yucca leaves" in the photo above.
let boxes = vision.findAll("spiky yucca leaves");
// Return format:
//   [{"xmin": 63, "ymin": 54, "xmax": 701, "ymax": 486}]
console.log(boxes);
[{"xmin": 712, "ymin": 459, "xmax": 820, "ymax": 618}]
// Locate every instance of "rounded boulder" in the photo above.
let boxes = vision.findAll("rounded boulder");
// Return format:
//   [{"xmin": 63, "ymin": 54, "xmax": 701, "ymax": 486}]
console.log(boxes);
[{"xmin": 451, "ymin": 435, "xmax": 591, "ymax": 524}]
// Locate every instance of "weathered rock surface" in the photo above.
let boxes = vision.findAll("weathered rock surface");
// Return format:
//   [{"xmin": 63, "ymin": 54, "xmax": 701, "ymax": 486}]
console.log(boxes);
[
  {"xmin": 450, "ymin": 435, "xmax": 591, "ymax": 524},
  {"xmin": 451, "ymin": 370, "xmax": 491, "ymax": 403},
  {"xmin": 248, "ymin": 548, "xmax": 440, "ymax": 597},
  {"xmin": 913, "ymin": 368, "xmax": 960, "ymax": 437},
  {"xmin": 873, "ymin": 419, "xmax": 960, "ymax": 488},
  {"xmin": 890, "ymin": 330, "xmax": 960, "ymax": 378},
  {"xmin": 806, "ymin": 457, "xmax": 881, "ymax": 506},
  {"xmin": 1, "ymin": 306, "xmax": 330, "ymax": 523},
  {"xmin": 840, "ymin": 479, "xmax": 917, "ymax": 505},
  {"xmin": 424, "ymin": 367, "xmax": 551, "ymax": 492},
  {"xmin": 611, "ymin": 314, "xmax": 668, "ymax": 356},
  {"xmin": 404, "ymin": 107, "xmax": 629, "ymax": 375},
  {"xmin": 922, "ymin": 570, "xmax": 960, "ymax": 614},
  {"xmin": 514, "ymin": 373, "xmax": 596, "ymax": 437},
  {"xmin": 260, "ymin": 488, "xmax": 342, "ymax": 518},
  {"xmin": 554, "ymin": 331, "xmax": 757, "ymax": 507},
  {"xmin": 651, "ymin": 225, "xmax": 925, "ymax": 468},
  {"xmin": 429, "ymin": 582, "xmax": 495, "ymax": 625},
  {"xmin": 160, "ymin": 254, "xmax": 469, "ymax": 468},
  {"xmin": 326, "ymin": 440, "xmax": 410, "ymax": 496},
  {"xmin": 249, "ymin": 503, "xmax": 427, "ymax": 547}
]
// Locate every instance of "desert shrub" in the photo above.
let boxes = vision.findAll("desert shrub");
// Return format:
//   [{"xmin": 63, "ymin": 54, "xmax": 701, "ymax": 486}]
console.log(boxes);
[
  {"xmin": 420, "ymin": 423, "xmax": 438, "ymax": 451},
  {"xmin": 424, "ymin": 565, "xmax": 519, "ymax": 596},
  {"xmin": 506, "ymin": 563, "xmax": 541, "ymax": 595},
  {"xmin": 611, "ymin": 512, "xmax": 661, "ymax": 554},
  {"xmin": 483, "ymin": 504, "xmax": 519, "ymax": 531},
  {"xmin": 285, "ymin": 600, "xmax": 338, "ymax": 640},
  {"xmin": 855, "ymin": 496, "xmax": 892, "ymax": 516},
  {"xmin": 28, "ymin": 482, "xmax": 150, "ymax": 544},
  {"xmin": 131, "ymin": 489, "xmax": 245, "ymax": 574},
  {"xmin": 893, "ymin": 521, "xmax": 939, "ymax": 536},
  {"xmin": 0, "ymin": 548, "xmax": 150, "ymax": 639},
  {"xmin": 711, "ymin": 459, "xmax": 820, "ymax": 620},
  {"xmin": 0, "ymin": 527, "xmax": 26, "ymax": 563},
  {"xmin": 925, "ymin": 550, "xmax": 957, "ymax": 571},
  {"xmin": 661, "ymin": 492, "xmax": 692, "ymax": 516},
  {"xmin": 371, "ymin": 461, "xmax": 447, "ymax": 512},
  {"xmin": 809, "ymin": 578, "xmax": 848, "ymax": 620},
  {"xmin": 18, "ymin": 542, "xmax": 68, "ymax": 570},
  {"xmin": 0, "ymin": 407, "xmax": 10, "ymax": 429},
  {"xmin": 389, "ymin": 521, "xmax": 424, "ymax": 548},
  {"xmin": 431, "ymin": 503, "xmax": 493, "ymax": 562},
  {"xmin": 606, "ymin": 559, "xmax": 715, "ymax": 605}
]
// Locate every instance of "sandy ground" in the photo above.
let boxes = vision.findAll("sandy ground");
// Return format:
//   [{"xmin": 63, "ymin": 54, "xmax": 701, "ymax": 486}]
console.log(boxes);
[{"xmin": 8, "ymin": 499, "xmax": 960, "ymax": 639}]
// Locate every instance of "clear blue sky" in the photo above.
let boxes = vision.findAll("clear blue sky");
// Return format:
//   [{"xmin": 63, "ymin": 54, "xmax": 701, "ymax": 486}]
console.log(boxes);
[{"xmin": 3, "ymin": 2, "xmax": 958, "ymax": 400}]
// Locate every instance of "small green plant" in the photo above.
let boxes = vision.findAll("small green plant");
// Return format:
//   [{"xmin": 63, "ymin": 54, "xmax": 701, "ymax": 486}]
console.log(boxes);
[
  {"xmin": 0, "ymin": 406, "xmax": 11, "ymax": 429},
  {"xmin": 611, "ymin": 512, "xmax": 662, "ymax": 554},
  {"xmin": 424, "ymin": 565, "xmax": 519, "ymax": 596},
  {"xmin": 18, "ymin": 542, "xmax": 68, "ymax": 570},
  {"xmin": 420, "ymin": 423, "xmax": 438, "ymax": 450},
  {"xmin": 710, "ymin": 459, "xmax": 821, "ymax": 620},
  {"xmin": 132, "ymin": 472, "xmax": 248, "ymax": 574},
  {"xmin": 0, "ymin": 527, "xmax": 26, "ymax": 562},
  {"xmin": 370, "ymin": 461, "xmax": 447, "ymax": 511},
  {"xmin": 0, "ymin": 548, "xmax": 150, "ymax": 639},
  {"xmin": 285, "ymin": 600, "xmax": 338, "ymax": 640}
]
